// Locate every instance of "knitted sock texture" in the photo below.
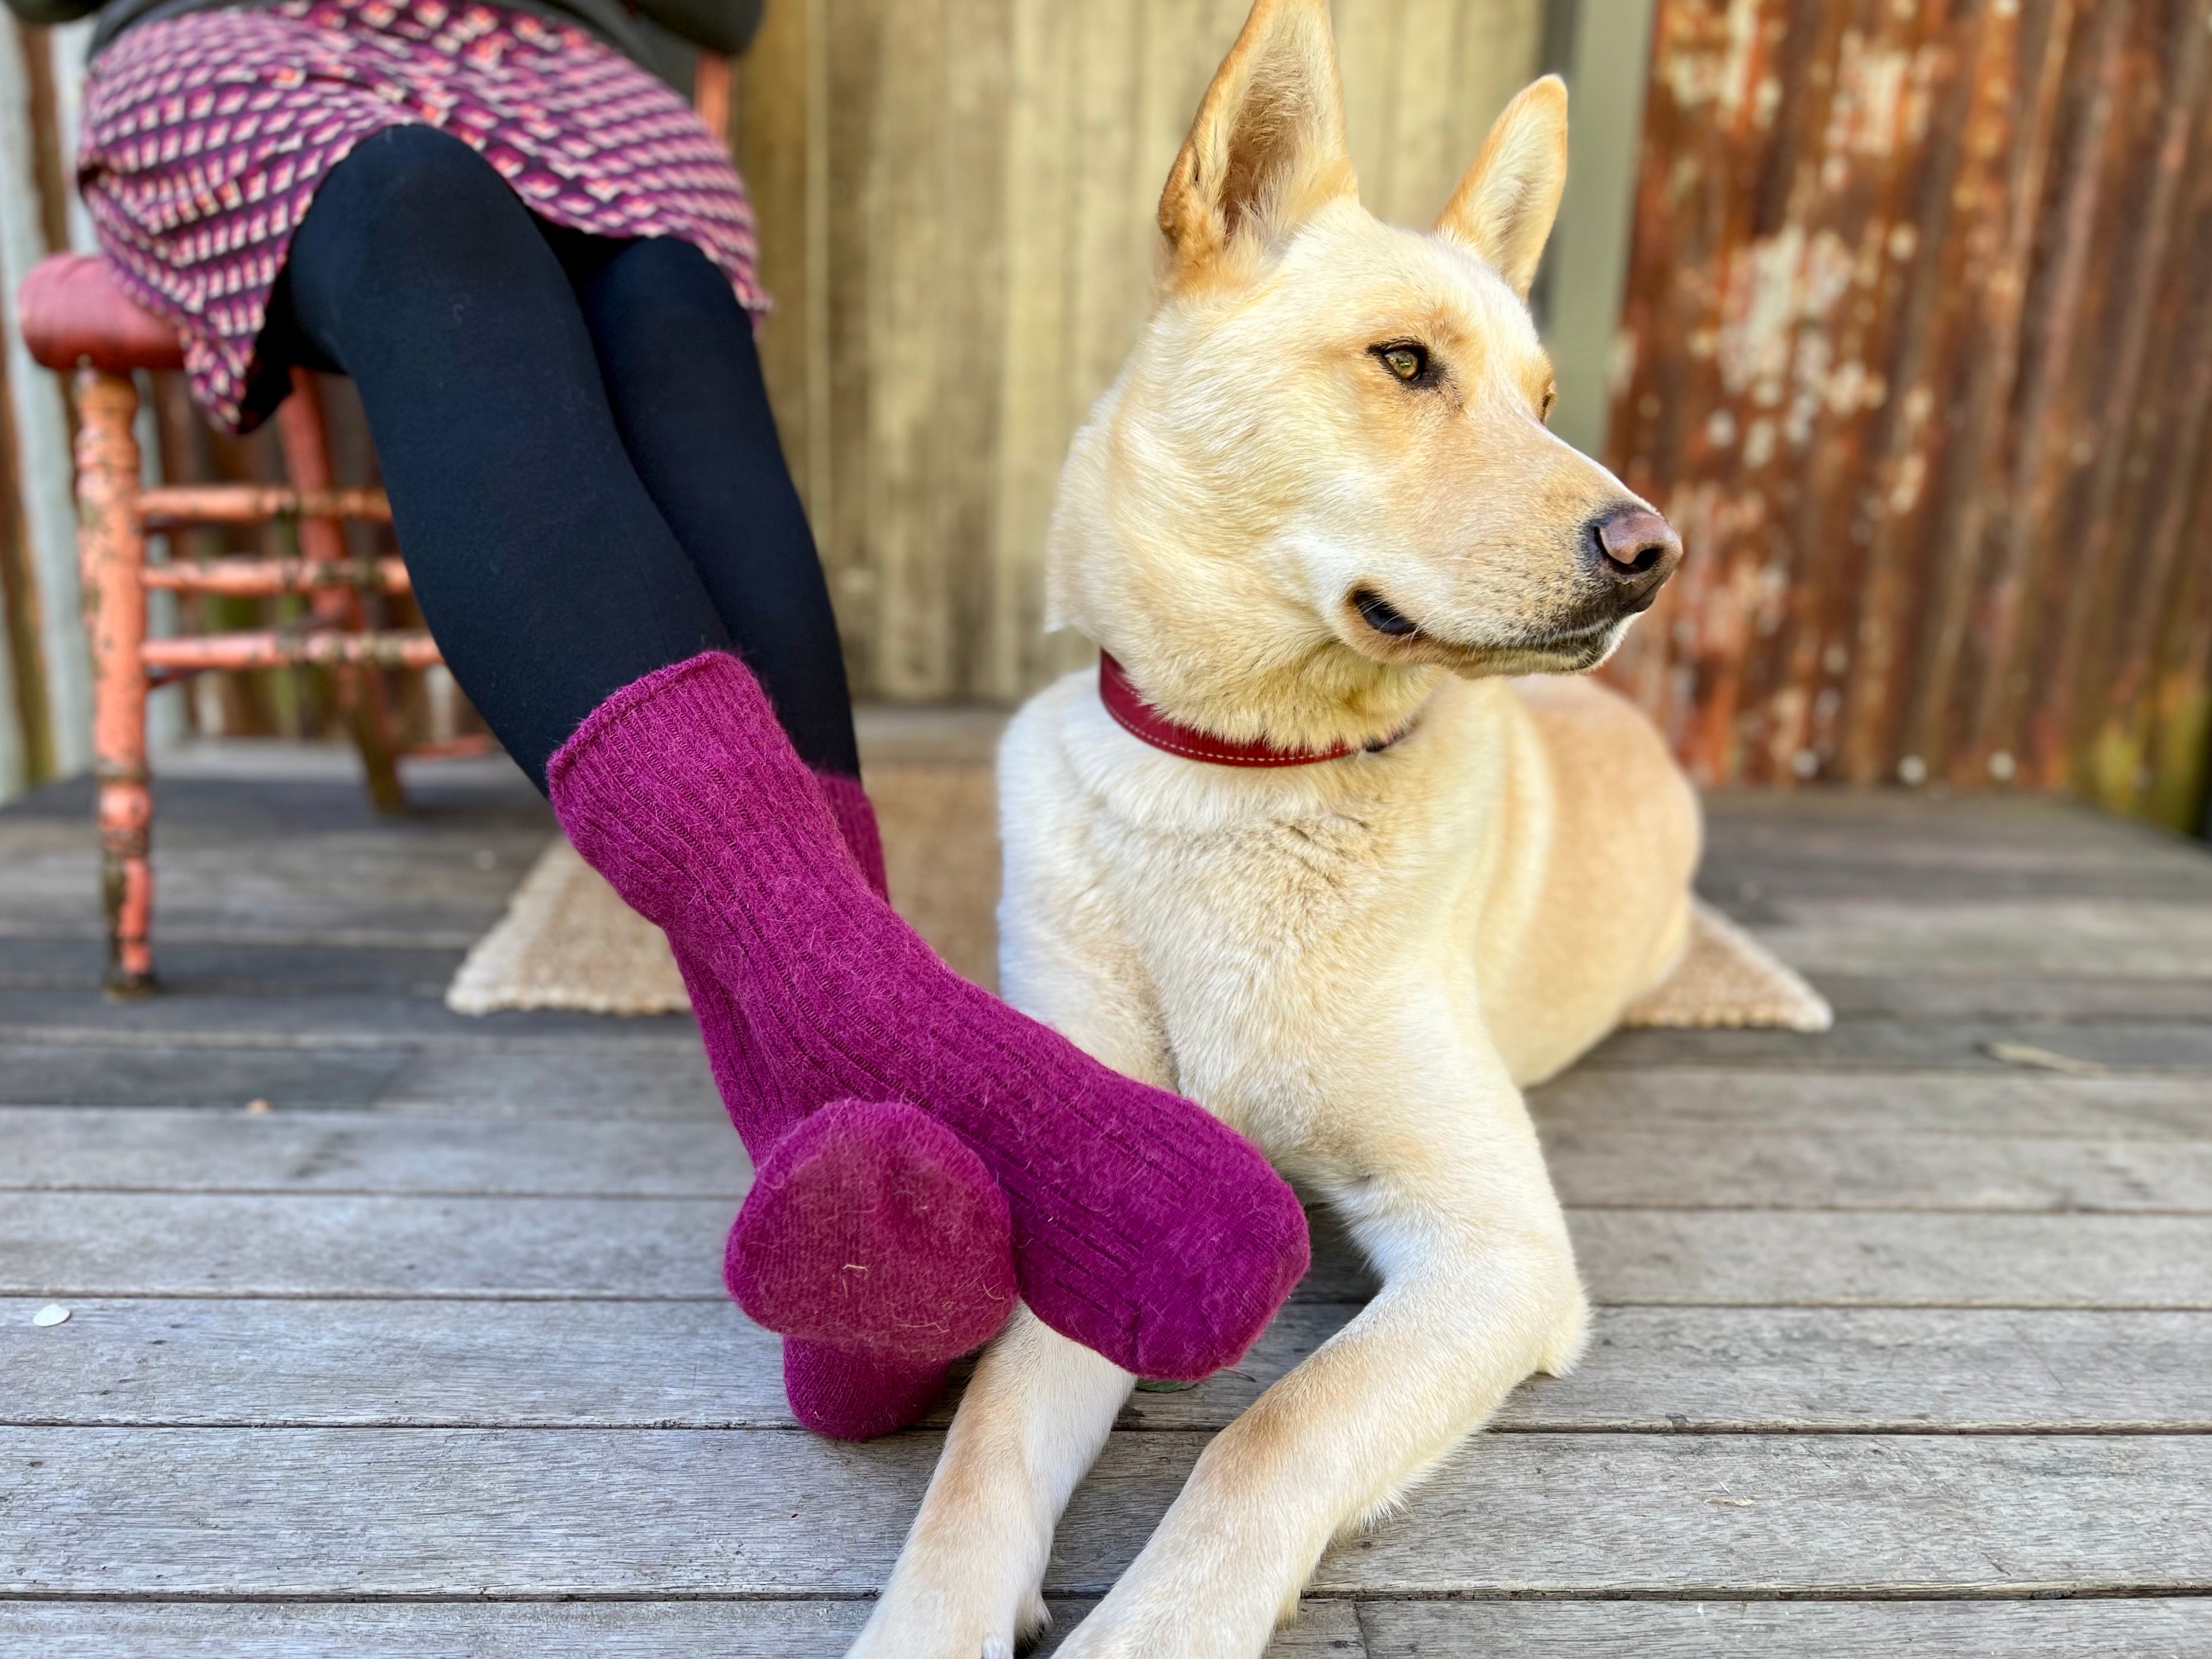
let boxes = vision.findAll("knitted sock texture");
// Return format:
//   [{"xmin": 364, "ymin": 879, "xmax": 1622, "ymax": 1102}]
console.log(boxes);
[
  {"xmin": 548, "ymin": 651, "xmax": 1309, "ymax": 1380},
  {"xmin": 782, "ymin": 1338, "xmax": 953, "ymax": 1440}
]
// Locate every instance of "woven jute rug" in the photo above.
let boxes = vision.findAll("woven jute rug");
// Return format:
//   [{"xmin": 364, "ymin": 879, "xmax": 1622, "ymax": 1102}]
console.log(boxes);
[{"xmin": 449, "ymin": 761, "xmax": 1830, "ymax": 1033}]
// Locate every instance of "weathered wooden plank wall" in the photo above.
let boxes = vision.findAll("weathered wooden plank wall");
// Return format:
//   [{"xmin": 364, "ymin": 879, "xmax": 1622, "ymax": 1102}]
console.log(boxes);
[
  {"xmin": 1605, "ymin": 0, "xmax": 2212, "ymax": 832},
  {"xmin": 733, "ymin": 0, "xmax": 1546, "ymax": 703},
  {"xmin": 0, "ymin": 18, "xmax": 94, "ymax": 800}
]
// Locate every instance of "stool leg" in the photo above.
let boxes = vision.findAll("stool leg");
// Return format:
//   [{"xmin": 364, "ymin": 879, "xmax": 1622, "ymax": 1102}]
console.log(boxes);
[
  {"xmin": 74, "ymin": 369, "xmax": 155, "ymax": 997},
  {"xmin": 278, "ymin": 369, "xmax": 407, "ymax": 816}
]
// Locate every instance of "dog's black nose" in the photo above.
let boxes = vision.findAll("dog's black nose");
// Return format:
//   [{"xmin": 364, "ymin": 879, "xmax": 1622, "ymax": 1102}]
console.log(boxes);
[{"xmin": 1586, "ymin": 504, "xmax": 1683, "ymax": 612}]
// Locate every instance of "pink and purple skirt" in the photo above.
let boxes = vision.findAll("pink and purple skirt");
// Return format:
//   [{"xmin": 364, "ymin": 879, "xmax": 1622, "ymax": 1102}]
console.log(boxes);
[{"xmin": 78, "ymin": 0, "xmax": 766, "ymax": 431}]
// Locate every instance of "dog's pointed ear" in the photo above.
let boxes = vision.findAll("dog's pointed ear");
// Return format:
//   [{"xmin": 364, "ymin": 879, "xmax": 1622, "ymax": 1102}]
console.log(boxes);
[
  {"xmin": 1435, "ymin": 75, "xmax": 1568, "ymax": 298},
  {"xmin": 1157, "ymin": 0, "xmax": 1355, "ymax": 284}
]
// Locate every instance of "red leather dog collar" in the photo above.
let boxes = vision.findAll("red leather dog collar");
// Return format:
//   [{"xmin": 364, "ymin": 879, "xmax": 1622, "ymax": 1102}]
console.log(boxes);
[{"xmin": 1098, "ymin": 652, "xmax": 1400, "ymax": 767}]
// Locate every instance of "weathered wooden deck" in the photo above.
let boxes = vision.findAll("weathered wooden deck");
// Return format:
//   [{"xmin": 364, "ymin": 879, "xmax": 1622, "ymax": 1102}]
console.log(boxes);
[{"xmin": 3, "ymin": 731, "xmax": 2209, "ymax": 1655}]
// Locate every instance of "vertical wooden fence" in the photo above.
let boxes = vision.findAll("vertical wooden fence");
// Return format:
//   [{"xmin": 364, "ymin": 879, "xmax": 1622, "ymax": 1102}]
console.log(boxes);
[
  {"xmin": 733, "ymin": 0, "xmax": 1546, "ymax": 703},
  {"xmin": 1605, "ymin": 0, "xmax": 2212, "ymax": 831}
]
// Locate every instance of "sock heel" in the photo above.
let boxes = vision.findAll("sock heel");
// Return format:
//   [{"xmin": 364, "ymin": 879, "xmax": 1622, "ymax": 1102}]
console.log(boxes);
[{"xmin": 781, "ymin": 1337, "xmax": 953, "ymax": 1440}]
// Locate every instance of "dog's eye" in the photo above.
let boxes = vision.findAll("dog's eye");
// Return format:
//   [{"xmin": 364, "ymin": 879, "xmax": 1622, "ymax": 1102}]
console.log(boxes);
[{"xmin": 1374, "ymin": 343, "xmax": 1428, "ymax": 384}]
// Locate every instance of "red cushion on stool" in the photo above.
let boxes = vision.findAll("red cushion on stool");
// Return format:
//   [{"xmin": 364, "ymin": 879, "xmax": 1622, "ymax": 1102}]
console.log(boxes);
[{"xmin": 17, "ymin": 253, "xmax": 187, "ymax": 373}]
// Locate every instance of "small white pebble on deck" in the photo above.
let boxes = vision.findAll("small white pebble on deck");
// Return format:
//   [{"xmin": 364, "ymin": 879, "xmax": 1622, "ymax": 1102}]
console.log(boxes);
[{"xmin": 31, "ymin": 1305, "xmax": 69, "ymax": 1328}]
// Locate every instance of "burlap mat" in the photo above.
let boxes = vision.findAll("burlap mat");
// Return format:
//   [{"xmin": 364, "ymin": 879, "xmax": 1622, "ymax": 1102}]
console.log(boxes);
[{"xmin": 449, "ymin": 762, "xmax": 1829, "ymax": 1034}]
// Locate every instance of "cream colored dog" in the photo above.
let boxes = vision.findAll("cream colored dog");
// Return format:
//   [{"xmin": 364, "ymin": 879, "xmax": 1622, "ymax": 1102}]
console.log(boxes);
[{"xmin": 849, "ymin": 2, "xmax": 1699, "ymax": 1653}]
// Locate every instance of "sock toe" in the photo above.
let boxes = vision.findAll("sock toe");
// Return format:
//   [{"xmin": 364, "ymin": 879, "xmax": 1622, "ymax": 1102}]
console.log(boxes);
[{"xmin": 726, "ymin": 1099, "xmax": 1018, "ymax": 1361}]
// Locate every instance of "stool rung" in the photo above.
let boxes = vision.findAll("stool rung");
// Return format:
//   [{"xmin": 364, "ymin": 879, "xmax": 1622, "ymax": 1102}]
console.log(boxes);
[
  {"xmin": 143, "ymin": 556, "xmax": 412, "ymax": 596},
  {"xmin": 142, "ymin": 628, "xmax": 441, "ymax": 674},
  {"xmin": 140, "ymin": 485, "xmax": 392, "ymax": 527}
]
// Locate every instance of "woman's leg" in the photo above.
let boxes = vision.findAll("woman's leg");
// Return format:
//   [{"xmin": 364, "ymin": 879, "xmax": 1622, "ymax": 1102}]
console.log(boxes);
[
  {"xmin": 558, "ymin": 235, "xmax": 1024, "ymax": 1426},
  {"xmin": 569, "ymin": 233, "xmax": 860, "ymax": 781},
  {"xmin": 278, "ymin": 126, "xmax": 733, "ymax": 790},
  {"xmin": 278, "ymin": 126, "xmax": 1017, "ymax": 1435},
  {"xmin": 559, "ymin": 232, "xmax": 886, "ymax": 892},
  {"xmin": 553, "ymin": 244, "xmax": 1312, "ymax": 1382}
]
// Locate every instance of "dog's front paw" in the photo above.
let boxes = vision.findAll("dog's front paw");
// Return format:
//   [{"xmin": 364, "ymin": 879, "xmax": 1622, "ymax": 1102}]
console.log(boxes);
[
  {"xmin": 1053, "ymin": 1620, "xmax": 1188, "ymax": 1659},
  {"xmin": 844, "ymin": 1579, "xmax": 1047, "ymax": 1659},
  {"xmin": 1051, "ymin": 1601, "xmax": 1210, "ymax": 1659}
]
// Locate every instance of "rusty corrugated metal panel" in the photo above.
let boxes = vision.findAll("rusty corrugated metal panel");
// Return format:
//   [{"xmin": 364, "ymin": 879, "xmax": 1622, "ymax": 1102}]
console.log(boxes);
[{"xmin": 1605, "ymin": 0, "xmax": 2212, "ymax": 829}]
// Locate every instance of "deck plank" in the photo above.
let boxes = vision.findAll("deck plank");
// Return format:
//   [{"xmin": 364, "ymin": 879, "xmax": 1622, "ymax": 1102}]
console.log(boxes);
[
  {"xmin": 1740, "ymin": 900, "xmax": 2212, "ymax": 979},
  {"xmin": 9, "ymin": 991, "xmax": 2212, "ymax": 1071},
  {"xmin": 1585, "ymin": 1019, "xmax": 2212, "ymax": 1071},
  {"xmin": 0, "ymin": 1600, "xmax": 1360, "ymax": 1658},
  {"xmin": 0, "ymin": 1044, "xmax": 411, "ymax": 1111},
  {"xmin": 1808, "ymin": 973, "xmax": 2212, "ymax": 1022},
  {"xmin": 1531, "ymin": 1068, "xmax": 2212, "ymax": 1138},
  {"xmin": 0, "ymin": 1108, "xmax": 756, "ymax": 1197},
  {"xmin": 10, "ymin": 1192, "xmax": 2212, "ymax": 1306},
  {"xmin": 0, "ymin": 1043, "xmax": 721, "ymax": 1116},
  {"xmin": 4, "ymin": 1428, "xmax": 2206, "ymax": 1597},
  {"xmin": 0, "ymin": 938, "xmax": 466, "ymax": 997},
  {"xmin": 10, "ymin": 1107, "xmax": 2212, "ymax": 1214},
  {"xmin": 1356, "ymin": 1599, "xmax": 2212, "ymax": 1657},
  {"xmin": 1539, "ymin": 1125, "xmax": 2212, "ymax": 1211},
  {"xmin": 0, "ymin": 986, "xmax": 699, "ymax": 1048},
  {"xmin": 5, "ymin": 1298, "xmax": 2207, "ymax": 1433},
  {"xmin": 18, "ymin": 1053, "xmax": 2204, "ymax": 1135}
]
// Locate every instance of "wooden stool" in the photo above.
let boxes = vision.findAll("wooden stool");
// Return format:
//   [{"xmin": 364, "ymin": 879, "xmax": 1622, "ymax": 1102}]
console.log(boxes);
[
  {"xmin": 17, "ymin": 60, "xmax": 735, "ymax": 997},
  {"xmin": 16, "ymin": 252, "xmax": 447, "ymax": 996}
]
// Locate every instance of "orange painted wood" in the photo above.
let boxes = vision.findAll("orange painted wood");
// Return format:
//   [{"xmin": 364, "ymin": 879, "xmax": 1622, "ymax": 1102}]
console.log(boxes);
[
  {"xmin": 73, "ymin": 370, "xmax": 154, "ymax": 994},
  {"xmin": 142, "ymin": 558, "xmax": 413, "ymax": 597},
  {"xmin": 137, "ymin": 486, "xmax": 392, "ymax": 528},
  {"xmin": 140, "ymin": 631, "xmax": 444, "ymax": 673}
]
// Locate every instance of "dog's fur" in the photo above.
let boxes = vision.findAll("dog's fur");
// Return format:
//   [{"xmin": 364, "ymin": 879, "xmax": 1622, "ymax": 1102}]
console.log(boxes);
[{"xmin": 848, "ymin": 4, "xmax": 1699, "ymax": 1653}]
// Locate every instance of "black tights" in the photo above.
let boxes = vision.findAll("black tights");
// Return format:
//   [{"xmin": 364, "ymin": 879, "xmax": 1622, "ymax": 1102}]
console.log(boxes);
[{"xmin": 272, "ymin": 123, "xmax": 858, "ymax": 787}]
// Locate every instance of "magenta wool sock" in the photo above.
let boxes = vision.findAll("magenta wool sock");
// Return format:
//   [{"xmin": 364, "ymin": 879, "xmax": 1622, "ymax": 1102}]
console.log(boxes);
[
  {"xmin": 549, "ymin": 651, "xmax": 1309, "ymax": 1383},
  {"xmin": 737, "ymin": 1101, "xmax": 1014, "ymax": 1442},
  {"xmin": 751, "ymin": 789, "xmax": 1010, "ymax": 1437}
]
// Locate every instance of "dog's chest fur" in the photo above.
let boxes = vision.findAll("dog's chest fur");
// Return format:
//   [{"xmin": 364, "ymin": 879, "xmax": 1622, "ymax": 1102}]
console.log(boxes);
[{"xmin": 998, "ymin": 670, "xmax": 1553, "ymax": 1170}]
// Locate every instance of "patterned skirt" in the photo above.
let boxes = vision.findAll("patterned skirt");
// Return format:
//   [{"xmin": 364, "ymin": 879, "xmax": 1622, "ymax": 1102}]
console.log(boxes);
[{"xmin": 78, "ymin": 0, "xmax": 766, "ymax": 431}]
